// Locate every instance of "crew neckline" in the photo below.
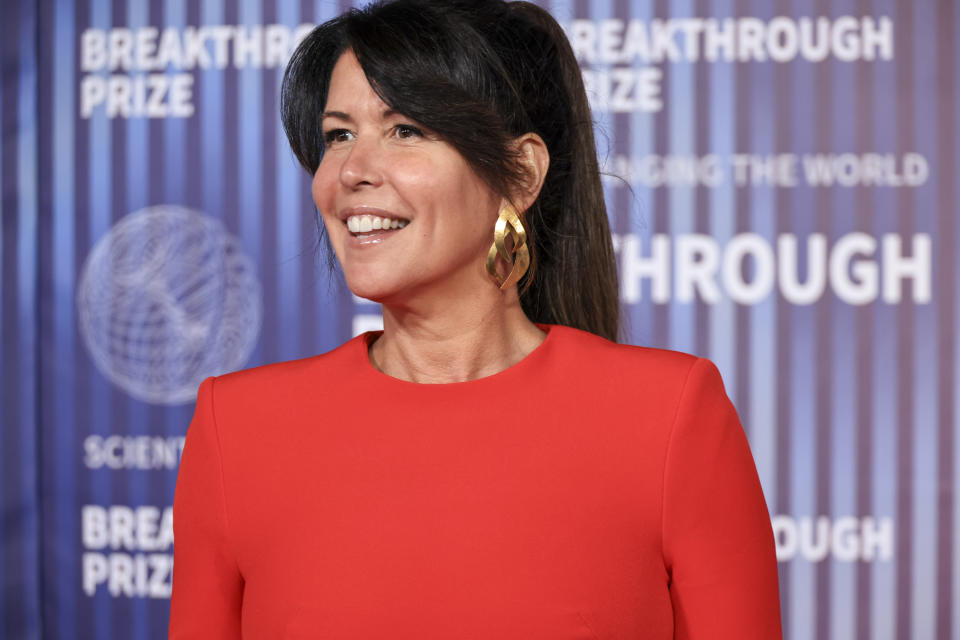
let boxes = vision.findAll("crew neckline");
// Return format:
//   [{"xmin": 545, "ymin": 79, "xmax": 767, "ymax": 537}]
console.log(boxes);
[{"xmin": 356, "ymin": 322, "xmax": 560, "ymax": 389}]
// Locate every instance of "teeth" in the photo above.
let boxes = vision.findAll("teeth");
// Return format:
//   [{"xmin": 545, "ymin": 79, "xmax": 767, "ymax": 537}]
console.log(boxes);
[{"xmin": 346, "ymin": 214, "xmax": 409, "ymax": 233}]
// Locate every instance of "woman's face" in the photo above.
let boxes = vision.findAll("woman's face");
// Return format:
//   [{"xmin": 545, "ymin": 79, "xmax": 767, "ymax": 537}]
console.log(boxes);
[{"xmin": 312, "ymin": 50, "xmax": 502, "ymax": 305}]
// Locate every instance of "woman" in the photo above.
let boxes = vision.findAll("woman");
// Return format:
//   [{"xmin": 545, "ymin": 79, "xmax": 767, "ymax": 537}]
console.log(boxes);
[{"xmin": 169, "ymin": 1, "xmax": 782, "ymax": 638}]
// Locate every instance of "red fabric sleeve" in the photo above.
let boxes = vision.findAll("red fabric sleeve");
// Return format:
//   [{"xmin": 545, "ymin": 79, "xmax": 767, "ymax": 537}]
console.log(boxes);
[
  {"xmin": 661, "ymin": 358, "xmax": 783, "ymax": 639},
  {"xmin": 169, "ymin": 376, "xmax": 244, "ymax": 639}
]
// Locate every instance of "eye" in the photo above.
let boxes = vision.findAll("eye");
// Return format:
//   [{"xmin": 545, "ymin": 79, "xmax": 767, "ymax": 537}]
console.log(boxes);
[
  {"xmin": 323, "ymin": 128, "xmax": 353, "ymax": 144},
  {"xmin": 393, "ymin": 124, "xmax": 424, "ymax": 139}
]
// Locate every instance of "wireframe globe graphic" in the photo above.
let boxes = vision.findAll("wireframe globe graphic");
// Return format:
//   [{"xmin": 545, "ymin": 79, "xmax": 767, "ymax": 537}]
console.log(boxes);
[{"xmin": 77, "ymin": 206, "xmax": 263, "ymax": 405}]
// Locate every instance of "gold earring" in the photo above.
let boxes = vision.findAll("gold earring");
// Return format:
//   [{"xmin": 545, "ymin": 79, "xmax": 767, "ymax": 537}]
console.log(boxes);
[{"xmin": 485, "ymin": 204, "xmax": 530, "ymax": 290}]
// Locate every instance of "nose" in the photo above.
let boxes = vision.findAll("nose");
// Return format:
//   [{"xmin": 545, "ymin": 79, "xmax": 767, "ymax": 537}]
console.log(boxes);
[{"xmin": 338, "ymin": 136, "xmax": 383, "ymax": 190}]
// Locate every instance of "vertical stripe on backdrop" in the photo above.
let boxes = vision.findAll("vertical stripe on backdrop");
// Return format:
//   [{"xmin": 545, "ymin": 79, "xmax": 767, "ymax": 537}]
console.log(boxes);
[
  {"xmin": 185, "ymin": 0, "xmax": 201, "ymax": 221},
  {"xmin": 774, "ymin": 0, "xmax": 796, "ymax": 629},
  {"xmin": 773, "ymin": 0, "xmax": 798, "ymax": 636},
  {"xmin": 222, "ymin": 0, "xmax": 242, "ymax": 365},
  {"xmin": 275, "ymin": 0, "xmax": 302, "ymax": 362},
  {"xmin": 145, "ymin": 0, "xmax": 165, "ymax": 540},
  {"xmin": 259, "ymin": 0, "xmax": 281, "ymax": 365},
  {"xmin": 83, "ymin": 0, "xmax": 113, "ymax": 633},
  {"xmin": 160, "ymin": 1, "xmax": 189, "ymax": 633},
  {"xmin": 50, "ymin": 0, "xmax": 79, "ymax": 638},
  {"xmin": 932, "ymin": 2, "xmax": 957, "ymax": 639},
  {"xmin": 200, "ymin": 0, "xmax": 225, "ymax": 226},
  {"xmin": 952, "ymin": 7, "xmax": 960, "ymax": 640},
  {"xmin": 812, "ymin": 2, "xmax": 833, "ymax": 634},
  {"xmin": 99, "ymin": 0, "xmax": 146, "ymax": 636},
  {"xmin": 909, "ymin": 3, "xmax": 939, "ymax": 639},
  {"xmin": 893, "ymin": 2, "xmax": 916, "ymax": 638},
  {"xmin": 221, "ymin": 0, "xmax": 241, "ymax": 382},
  {"xmin": 691, "ymin": 0, "xmax": 709, "ymax": 360},
  {"xmin": 71, "ymin": 0, "xmax": 93, "ymax": 635},
  {"xmin": 146, "ymin": 0, "xmax": 163, "ymax": 212},
  {"xmin": 162, "ymin": 1, "xmax": 187, "ymax": 205},
  {"xmin": 120, "ymin": 0, "xmax": 149, "ymax": 634},
  {"xmin": 36, "ymin": 0, "xmax": 52, "ymax": 635},
  {"xmin": 649, "ymin": 0, "xmax": 667, "ymax": 349},
  {"xmin": 730, "ymin": 0, "xmax": 749, "ymax": 469},
  {"xmin": 239, "ymin": 0, "xmax": 266, "ymax": 367},
  {"xmin": 0, "ymin": 8, "xmax": 7, "ymax": 629},
  {"xmin": 142, "ymin": 0, "xmax": 166, "ymax": 629},
  {"xmin": 610, "ymin": 0, "xmax": 631, "ymax": 345},
  {"xmin": 665, "ymin": 0, "xmax": 695, "ymax": 356},
  {"xmin": 624, "ymin": 0, "xmax": 654, "ymax": 349},
  {"xmin": 775, "ymin": 0, "xmax": 804, "ymax": 632},
  {"xmin": 853, "ymin": 6, "xmax": 877, "ymax": 640},
  {"xmin": 868, "ymin": 2, "xmax": 899, "ymax": 638},
  {"xmin": 813, "ymin": 0, "xmax": 833, "ymax": 624},
  {"xmin": 162, "ymin": 0, "xmax": 188, "ymax": 476},
  {"xmin": 1, "ymin": 0, "xmax": 16, "ymax": 635},
  {"xmin": 784, "ymin": 0, "xmax": 820, "ymax": 637},
  {"xmin": 16, "ymin": 0, "xmax": 40, "ymax": 631},
  {"xmin": 102, "ymin": 0, "xmax": 126, "ymax": 618},
  {"xmin": 827, "ymin": 1, "xmax": 859, "ymax": 638},
  {"xmin": 853, "ymin": 2, "xmax": 876, "ymax": 639}
]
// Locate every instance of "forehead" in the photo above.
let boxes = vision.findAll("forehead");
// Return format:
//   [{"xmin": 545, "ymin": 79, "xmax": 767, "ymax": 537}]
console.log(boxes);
[{"xmin": 324, "ymin": 50, "xmax": 386, "ymax": 115}]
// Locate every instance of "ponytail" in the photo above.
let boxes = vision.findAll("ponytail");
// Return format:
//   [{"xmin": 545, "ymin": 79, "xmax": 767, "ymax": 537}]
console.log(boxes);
[{"xmin": 505, "ymin": 2, "xmax": 620, "ymax": 342}]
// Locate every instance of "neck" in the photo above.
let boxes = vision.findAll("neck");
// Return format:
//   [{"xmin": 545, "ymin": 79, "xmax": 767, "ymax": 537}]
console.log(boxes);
[{"xmin": 368, "ymin": 284, "xmax": 546, "ymax": 384}]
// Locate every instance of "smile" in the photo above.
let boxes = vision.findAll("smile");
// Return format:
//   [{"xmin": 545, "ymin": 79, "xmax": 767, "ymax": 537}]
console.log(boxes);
[{"xmin": 345, "ymin": 214, "xmax": 409, "ymax": 234}]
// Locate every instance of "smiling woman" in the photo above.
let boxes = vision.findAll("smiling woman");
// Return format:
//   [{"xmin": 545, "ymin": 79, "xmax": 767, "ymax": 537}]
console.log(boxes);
[{"xmin": 168, "ymin": 1, "xmax": 782, "ymax": 638}]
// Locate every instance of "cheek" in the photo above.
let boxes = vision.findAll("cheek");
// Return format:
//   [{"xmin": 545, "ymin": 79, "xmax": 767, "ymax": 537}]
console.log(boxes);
[
  {"xmin": 411, "ymin": 163, "xmax": 497, "ymax": 227},
  {"xmin": 447, "ymin": 174, "xmax": 501, "ymax": 237},
  {"xmin": 311, "ymin": 166, "xmax": 344, "ymax": 241},
  {"xmin": 311, "ymin": 161, "xmax": 337, "ymax": 211}
]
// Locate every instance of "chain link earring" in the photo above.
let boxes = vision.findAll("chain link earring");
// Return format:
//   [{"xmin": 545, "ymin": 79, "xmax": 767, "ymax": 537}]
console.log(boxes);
[{"xmin": 485, "ymin": 204, "xmax": 530, "ymax": 290}]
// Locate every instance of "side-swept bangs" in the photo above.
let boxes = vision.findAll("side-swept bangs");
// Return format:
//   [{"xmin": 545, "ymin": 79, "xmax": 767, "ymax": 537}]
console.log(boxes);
[{"xmin": 280, "ymin": 0, "xmax": 529, "ymax": 197}]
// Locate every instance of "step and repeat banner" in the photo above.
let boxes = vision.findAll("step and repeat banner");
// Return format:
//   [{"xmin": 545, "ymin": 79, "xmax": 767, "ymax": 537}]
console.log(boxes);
[{"xmin": 1, "ymin": 0, "xmax": 956, "ymax": 638}]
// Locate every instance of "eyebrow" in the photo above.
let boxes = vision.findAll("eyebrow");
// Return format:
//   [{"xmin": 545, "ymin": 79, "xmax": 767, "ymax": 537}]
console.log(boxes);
[
  {"xmin": 321, "ymin": 109, "xmax": 400, "ymax": 122},
  {"xmin": 321, "ymin": 110, "xmax": 350, "ymax": 122}
]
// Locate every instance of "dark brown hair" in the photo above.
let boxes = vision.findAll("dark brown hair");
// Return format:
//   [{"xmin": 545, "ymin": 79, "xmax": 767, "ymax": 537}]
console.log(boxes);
[{"xmin": 281, "ymin": 0, "xmax": 620, "ymax": 341}]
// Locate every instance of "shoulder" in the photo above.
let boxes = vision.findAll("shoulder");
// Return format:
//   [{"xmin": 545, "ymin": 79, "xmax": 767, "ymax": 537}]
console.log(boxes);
[
  {"xmin": 550, "ymin": 323, "xmax": 706, "ymax": 388},
  {"xmin": 547, "ymin": 324, "xmax": 731, "ymax": 418},
  {"xmin": 203, "ymin": 333, "xmax": 366, "ymax": 405}
]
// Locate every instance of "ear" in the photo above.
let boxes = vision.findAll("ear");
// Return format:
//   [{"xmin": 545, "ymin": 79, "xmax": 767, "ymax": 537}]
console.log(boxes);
[{"xmin": 507, "ymin": 132, "xmax": 550, "ymax": 213}]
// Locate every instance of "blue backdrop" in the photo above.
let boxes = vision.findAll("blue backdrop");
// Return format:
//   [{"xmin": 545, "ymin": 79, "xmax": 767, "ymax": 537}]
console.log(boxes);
[{"xmin": 1, "ymin": 1, "xmax": 957, "ymax": 638}]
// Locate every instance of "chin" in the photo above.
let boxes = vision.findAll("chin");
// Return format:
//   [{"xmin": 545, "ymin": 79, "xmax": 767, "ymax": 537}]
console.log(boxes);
[
  {"xmin": 343, "ymin": 273, "xmax": 399, "ymax": 304},
  {"xmin": 346, "ymin": 283, "xmax": 387, "ymax": 303}
]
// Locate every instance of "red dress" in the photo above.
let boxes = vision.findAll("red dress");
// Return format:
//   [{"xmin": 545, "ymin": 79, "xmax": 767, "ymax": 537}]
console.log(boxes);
[{"xmin": 169, "ymin": 323, "xmax": 782, "ymax": 639}]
